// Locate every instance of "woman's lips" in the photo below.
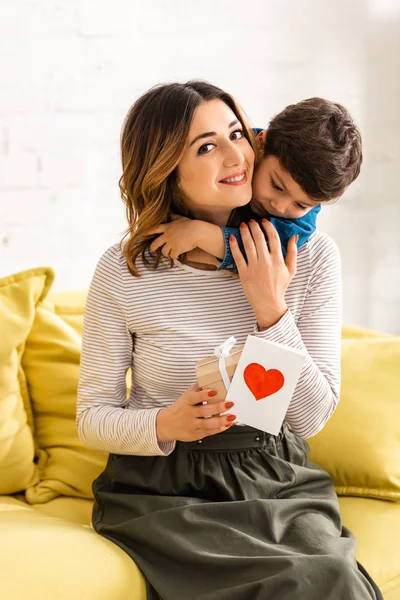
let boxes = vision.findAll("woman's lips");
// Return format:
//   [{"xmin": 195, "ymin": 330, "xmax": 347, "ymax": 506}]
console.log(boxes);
[{"xmin": 219, "ymin": 170, "xmax": 248, "ymax": 186}]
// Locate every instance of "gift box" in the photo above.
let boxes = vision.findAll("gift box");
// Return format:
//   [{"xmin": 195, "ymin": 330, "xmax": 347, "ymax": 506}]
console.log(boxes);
[
  {"xmin": 196, "ymin": 334, "xmax": 307, "ymax": 434},
  {"xmin": 195, "ymin": 336, "xmax": 244, "ymax": 402}
]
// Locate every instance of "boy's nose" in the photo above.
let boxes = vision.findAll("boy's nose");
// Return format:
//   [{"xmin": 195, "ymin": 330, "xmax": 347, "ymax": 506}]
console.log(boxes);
[{"xmin": 270, "ymin": 200, "xmax": 287, "ymax": 214}]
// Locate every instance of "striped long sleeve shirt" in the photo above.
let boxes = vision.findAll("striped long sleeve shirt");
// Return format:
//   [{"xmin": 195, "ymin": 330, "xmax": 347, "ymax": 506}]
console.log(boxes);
[{"xmin": 76, "ymin": 230, "xmax": 342, "ymax": 456}]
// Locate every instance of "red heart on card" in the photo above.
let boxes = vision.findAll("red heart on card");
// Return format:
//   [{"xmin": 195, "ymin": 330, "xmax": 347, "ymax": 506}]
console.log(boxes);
[{"xmin": 243, "ymin": 363, "xmax": 285, "ymax": 400}]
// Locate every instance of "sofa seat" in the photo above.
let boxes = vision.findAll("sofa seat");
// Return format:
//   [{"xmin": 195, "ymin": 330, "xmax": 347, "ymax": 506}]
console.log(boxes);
[
  {"xmin": 338, "ymin": 497, "xmax": 400, "ymax": 599},
  {"xmin": 5, "ymin": 494, "xmax": 400, "ymax": 599},
  {"xmin": 17, "ymin": 494, "xmax": 95, "ymax": 526},
  {"xmin": 0, "ymin": 496, "xmax": 147, "ymax": 600}
]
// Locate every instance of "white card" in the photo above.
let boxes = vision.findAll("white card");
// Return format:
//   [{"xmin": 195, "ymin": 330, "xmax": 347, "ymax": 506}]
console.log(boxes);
[{"xmin": 226, "ymin": 335, "xmax": 307, "ymax": 435}]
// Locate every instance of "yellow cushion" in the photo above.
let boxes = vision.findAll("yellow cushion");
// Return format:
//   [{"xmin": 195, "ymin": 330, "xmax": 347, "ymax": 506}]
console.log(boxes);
[
  {"xmin": 0, "ymin": 496, "xmax": 146, "ymax": 600},
  {"xmin": 22, "ymin": 295, "xmax": 108, "ymax": 504},
  {"xmin": 338, "ymin": 497, "xmax": 400, "ymax": 597},
  {"xmin": 47, "ymin": 289, "xmax": 88, "ymax": 337},
  {"xmin": 342, "ymin": 323, "xmax": 394, "ymax": 339},
  {"xmin": 0, "ymin": 268, "xmax": 54, "ymax": 494},
  {"xmin": 309, "ymin": 336, "xmax": 400, "ymax": 501}
]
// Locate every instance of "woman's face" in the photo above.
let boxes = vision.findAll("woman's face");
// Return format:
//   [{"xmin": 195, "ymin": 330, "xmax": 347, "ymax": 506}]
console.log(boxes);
[{"xmin": 176, "ymin": 99, "xmax": 254, "ymax": 224}]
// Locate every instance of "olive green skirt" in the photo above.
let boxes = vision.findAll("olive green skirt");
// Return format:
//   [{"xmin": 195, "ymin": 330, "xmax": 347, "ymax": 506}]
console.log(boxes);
[{"xmin": 92, "ymin": 423, "xmax": 383, "ymax": 600}]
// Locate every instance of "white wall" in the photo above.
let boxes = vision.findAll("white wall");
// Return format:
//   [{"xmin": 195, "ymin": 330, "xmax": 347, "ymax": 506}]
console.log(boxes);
[{"xmin": 0, "ymin": 0, "xmax": 399, "ymax": 333}]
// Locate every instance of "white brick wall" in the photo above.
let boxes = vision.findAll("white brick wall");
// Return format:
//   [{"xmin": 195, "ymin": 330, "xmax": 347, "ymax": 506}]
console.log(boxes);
[{"xmin": 1, "ymin": 0, "xmax": 399, "ymax": 333}]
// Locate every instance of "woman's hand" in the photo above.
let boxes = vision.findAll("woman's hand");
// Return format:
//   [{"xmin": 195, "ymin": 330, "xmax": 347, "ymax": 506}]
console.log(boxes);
[
  {"xmin": 156, "ymin": 384, "xmax": 236, "ymax": 442},
  {"xmin": 230, "ymin": 219, "xmax": 297, "ymax": 330},
  {"xmin": 148, "ymin": 215, "xmax": 205, "ymax": 260}
]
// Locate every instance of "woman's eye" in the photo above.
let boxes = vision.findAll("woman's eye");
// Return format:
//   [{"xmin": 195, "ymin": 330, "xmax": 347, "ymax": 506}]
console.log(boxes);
[
  {"xmin": 198, "ymin": 143, "xmax": 215, "ymax": 155},
  {"xmin": 230, "ymin": 129, "xmax": 244, "ymax": 140}
]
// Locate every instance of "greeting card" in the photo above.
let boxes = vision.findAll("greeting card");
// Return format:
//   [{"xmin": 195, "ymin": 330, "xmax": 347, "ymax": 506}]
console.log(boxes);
[{"xmin": 226, "ymin": 335, "xmax": 307, "ymax": 435}]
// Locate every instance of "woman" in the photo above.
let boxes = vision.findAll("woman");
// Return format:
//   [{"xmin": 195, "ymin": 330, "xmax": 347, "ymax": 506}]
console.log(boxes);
[{"xmin": 77, "ymin": 80, "xmax": 382, "ymax": 599}]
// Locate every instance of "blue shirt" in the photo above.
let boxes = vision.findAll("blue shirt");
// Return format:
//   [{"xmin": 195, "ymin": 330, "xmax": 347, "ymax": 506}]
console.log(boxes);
[{"xmin": 217, "ymin": 205, "xmax": 321, "ymax": 273}]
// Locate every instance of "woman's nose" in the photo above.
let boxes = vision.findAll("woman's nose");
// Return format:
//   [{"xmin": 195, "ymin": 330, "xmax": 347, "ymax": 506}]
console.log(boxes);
[{"xmin": 223, "ymin": 141, "xmax": 245, "ymax": 167}]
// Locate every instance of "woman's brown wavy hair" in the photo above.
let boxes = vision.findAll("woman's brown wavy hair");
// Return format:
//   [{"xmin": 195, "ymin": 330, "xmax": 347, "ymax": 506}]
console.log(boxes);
[{"xmin": 119, "ymin": 80, "xmax": 258, "ymax": 276}]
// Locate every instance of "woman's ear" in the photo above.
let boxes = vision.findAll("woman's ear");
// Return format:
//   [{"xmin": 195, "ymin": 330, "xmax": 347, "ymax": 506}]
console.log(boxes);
[{"xmin": 257, "ymin": 129, "xmax": 267, "ymax": 150}]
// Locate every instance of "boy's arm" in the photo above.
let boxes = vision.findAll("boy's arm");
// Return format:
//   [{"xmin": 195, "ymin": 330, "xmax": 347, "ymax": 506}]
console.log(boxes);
[
  {"xmin": 149, "ymin": 216, "xmax": 226, "ymax": 261},
  {"xmin": 148, "ymin": 206, "xmax": 319, "ymax": 268},
  {"xmin": 194, "ymin": 221, "xmax": 226, "ymax": 260}
]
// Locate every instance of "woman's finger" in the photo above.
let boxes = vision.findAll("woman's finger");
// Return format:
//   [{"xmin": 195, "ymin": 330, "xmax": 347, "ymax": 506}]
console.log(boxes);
[
  {"xmin": 195, "ymin": 400, "xmax": 234, "ymax": 419},
  {"xmin": 229, "ymin": 235, "xmax": 247, "ymax": 275},
  {"xmin": 199, "ymin": 414, "xmax": 236, "ymax": 431},
  {"xmin": 186, "ymin": 387, "xmax": 216, "ymax": 406},
  {"xmin": 248, "ymin": 219, "xmax": 271, "ymax": 263},
  {"xmin": 201, "ymin": 422, "xmax": 234, "ymax": 438},
  {"xmin": 285, "ymin": 235, "xmax": 298, "ymax": 277},
  {"xmin": 261, "ymin": 219, "xmax": 284, "ymax": 261},
  {"xmin": 187, "ymin": 383, "xmax": 200, "ymax": 394},
  {"xmin": 239, "ymin": 223, "xmax": 258, "ymax": 262},
  {"xmin": 171, "ymin": 214, "xmax": 184, "ymax": 221}
]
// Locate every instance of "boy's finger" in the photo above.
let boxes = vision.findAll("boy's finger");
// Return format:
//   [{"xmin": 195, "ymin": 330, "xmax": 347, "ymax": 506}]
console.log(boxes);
[
  {"xmin": 261, "ymin": 219, "xmax": 283, "ymax": 260},
  {"xmin": 239, "ymin": 223, "xmax": 258, "ymax": 262},
  {"xmin": 149, "ymin": 234, "xmax": 166, "ymax": 253},
  {"xmin": 148, "ymin": 225, "xmax": 167, "ymax": 235},
  {"xmin": 170, "ymin": 249, "xmax": 181, "ymax": 260},
  {"xmin": 229, "ymin": 234, "xmax": 247, "ymax": 275},
  {"xmin": 285, "ymin": 235, "xmax": 298, "ymax": 277},
  {"xmin": 162, "ymin": 244, "xmax": 172, "ymax": 257}
]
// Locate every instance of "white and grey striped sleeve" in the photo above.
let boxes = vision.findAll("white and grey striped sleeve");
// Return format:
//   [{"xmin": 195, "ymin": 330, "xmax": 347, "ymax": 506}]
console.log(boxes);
[
  {"xmin": 76, "ymin": 245, "xmax": 175, "ymax": 456},
  {"xmin": 253, "ymin": 234, "xmax": 342, "ymax": 438}
]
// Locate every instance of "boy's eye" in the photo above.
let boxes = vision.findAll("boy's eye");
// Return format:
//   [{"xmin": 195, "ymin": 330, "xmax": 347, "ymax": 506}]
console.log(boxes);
[
  {"xmin": 197, "ymin": 143, "xmax": 215, "ymax": 155},
  {"xmin": 271, "ymin": 178, "xmax": 283, "ymax": 192},
  {"xmin": 296, "ymin": 203, "xmax": 307, "ymax": 210},
  {"xmin": 230, "ymin": 129, "xmax": 244, "ymax": 140}
]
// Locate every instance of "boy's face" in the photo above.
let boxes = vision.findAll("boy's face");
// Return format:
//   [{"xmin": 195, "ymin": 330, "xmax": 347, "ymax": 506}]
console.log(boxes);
[{"xmin": 250, "ymin": 131, "xmax": 321, "ymax": 219}]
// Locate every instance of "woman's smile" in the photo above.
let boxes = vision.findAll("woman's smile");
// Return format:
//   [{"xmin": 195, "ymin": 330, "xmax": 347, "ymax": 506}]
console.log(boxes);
[{"xmin": 219, "ymin": 169, "xmax": 248, "ymax": 185}]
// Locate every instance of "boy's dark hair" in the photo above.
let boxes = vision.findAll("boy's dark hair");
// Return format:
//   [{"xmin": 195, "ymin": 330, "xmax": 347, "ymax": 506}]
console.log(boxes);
[{"xmin": 264, "ymin": 98, "xmax": 363, "ymax": 201}]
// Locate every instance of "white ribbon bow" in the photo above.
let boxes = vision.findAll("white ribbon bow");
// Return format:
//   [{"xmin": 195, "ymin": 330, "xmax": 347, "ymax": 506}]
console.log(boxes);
[{"xmin": 213, "ymin": 336, "xmax": 237, "ymax": 392}]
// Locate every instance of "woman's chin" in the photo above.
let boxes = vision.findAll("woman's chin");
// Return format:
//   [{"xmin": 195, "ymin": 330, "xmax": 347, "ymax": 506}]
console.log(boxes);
[
  {"xmin": 233, "ymin": 193, "xmax": 252, "ymax": 208},
  {"xmin": 224, "ymin": 188, "xmax": 252, "ymax": 209}
]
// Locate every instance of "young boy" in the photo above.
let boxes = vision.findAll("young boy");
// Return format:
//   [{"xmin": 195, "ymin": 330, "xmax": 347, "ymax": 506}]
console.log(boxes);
[{"xmin": 149, "ymin": 98, "xmax": 362, "ymax": 271}]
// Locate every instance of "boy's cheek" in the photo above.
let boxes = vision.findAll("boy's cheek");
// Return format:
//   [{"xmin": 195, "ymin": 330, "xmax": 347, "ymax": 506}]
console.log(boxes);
[{"xmin": 249, "ymin": 198, "xmax": 268, "ymax": 216}]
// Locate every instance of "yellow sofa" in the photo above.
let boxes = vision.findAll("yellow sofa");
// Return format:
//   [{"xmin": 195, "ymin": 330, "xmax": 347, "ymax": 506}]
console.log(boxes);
[{"xmin": 1, "ymin": 266, "xmax": 399, "ymax": 600}]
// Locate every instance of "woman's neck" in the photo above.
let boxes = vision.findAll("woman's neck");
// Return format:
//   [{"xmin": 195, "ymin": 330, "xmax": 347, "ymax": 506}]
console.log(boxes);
[{"xmin": 190, "ymin": 207, "xmax": 232, "ymax": 227}]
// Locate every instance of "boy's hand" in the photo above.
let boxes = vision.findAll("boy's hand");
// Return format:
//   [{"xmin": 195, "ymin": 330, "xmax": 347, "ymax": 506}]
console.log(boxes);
[
  {"xmin": 230, "ymin": 219, "xmax": 298, "ymax": 330},
  {"xmin": 148, "ymin": 215, "xmax": 203, "ymax": 259}
]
